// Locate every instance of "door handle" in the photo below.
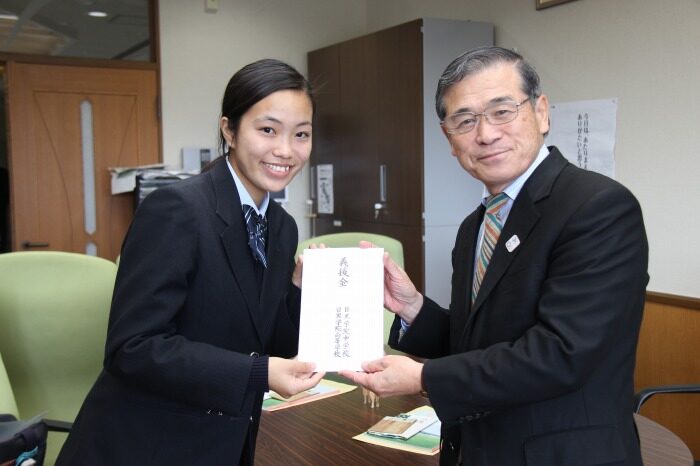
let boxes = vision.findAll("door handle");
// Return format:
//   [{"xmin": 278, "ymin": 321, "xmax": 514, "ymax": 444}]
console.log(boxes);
[
  {"xmin": 379, "ymin": 164, "xmax": 387, "ymax": 202},
  {"xmin": 22, "ymin": 241, "xmax": 50, "ymax": 249}
]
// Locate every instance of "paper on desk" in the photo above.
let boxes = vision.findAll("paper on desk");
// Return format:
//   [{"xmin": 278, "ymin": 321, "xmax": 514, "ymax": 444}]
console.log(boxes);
[
  {"xmin": 298, "ymin": 247, "xmax": 385, "ymax": 372},
  {"xmin": 262, "ymin": 378, "xmax": 357, "ymax": 412},
  {"xmin": 353, "ymin": 406, "xmax": 440, "ymax": 456}
]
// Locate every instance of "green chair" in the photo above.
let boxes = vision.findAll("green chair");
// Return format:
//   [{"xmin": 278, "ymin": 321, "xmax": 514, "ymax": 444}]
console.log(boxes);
[
  {"xmin": 296, "ymin": 232, "xmax": 404, "ymax": 344},
  {"xmin": 0, "ymin": 353, "xmax": 19, "ymax": 418},
  {"xmin": 0, "ymin": 251, "xmax": 117, "ymax": 465}
]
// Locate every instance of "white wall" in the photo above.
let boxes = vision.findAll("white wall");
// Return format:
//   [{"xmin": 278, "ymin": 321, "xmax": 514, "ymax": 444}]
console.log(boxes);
[
  {"xmin": 158, "ymin": 0, "xmax": 367, "ymax": 240},
  {"xmin": 364, "ymin": 0, "xmax": 700, "ymax": 298},
  {"xmin": 159, "ymin": 0, "xmax": 699, "ymax": 298}
]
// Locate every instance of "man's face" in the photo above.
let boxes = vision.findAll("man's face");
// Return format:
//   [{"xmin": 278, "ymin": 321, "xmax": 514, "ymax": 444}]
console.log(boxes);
[{"xmin": 441, "ymin": 62, "xmax": 549, "ymax": 194}]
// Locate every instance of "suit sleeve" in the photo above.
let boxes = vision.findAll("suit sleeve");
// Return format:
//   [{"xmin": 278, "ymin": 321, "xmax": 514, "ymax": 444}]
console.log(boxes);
[
  {"xmin": 103, "ymin": 186, "xmax": 255, "ymax": 416},
  {"xmin": 422, "ymin": 185, "xmax": 648, "ymax": 423},
  {"xmin": 388, "ymin": 297, "xmax": 451, "ymax": 359}
]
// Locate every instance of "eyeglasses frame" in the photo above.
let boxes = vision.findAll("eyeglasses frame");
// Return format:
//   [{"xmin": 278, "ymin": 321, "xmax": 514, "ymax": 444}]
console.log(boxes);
[{"xmin": 441, "ymin": 97, "xmax": 532, "ymax": 135}]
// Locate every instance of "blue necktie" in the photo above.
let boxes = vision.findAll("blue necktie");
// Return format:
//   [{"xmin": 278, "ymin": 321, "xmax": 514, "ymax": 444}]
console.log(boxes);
[{"xmin": 243, "ymin": 205, "xmax": 268, "ymax": 268}]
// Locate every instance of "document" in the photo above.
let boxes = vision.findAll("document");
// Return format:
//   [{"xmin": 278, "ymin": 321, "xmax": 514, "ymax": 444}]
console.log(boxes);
[
  {"xmin": 367, "ymin": 410, "xmax": 438, "ymax": 440},
  {"xmin": 262, "ymin": 378, "xmax": 357, "ymax": 412},
  {"xmin": 353, "ymin": 406, "xmax": 441, "ymax": 456},
  {"xmin": 298, "ymin": 247, "xmax": 385, "ymax": 371}
]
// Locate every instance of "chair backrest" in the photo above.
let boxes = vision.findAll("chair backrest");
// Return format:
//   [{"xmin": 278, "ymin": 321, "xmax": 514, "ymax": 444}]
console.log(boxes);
[
  {"xmin": 0, "ymin": 353, "xmax": 19, "ymax": 418},
  {"xmin": 0, "ymin": 251, "xmax": 117, "ymax": 461},
  {"xmin": 296, "ymin": 232, "xmax": 404, "ymax": 343}
]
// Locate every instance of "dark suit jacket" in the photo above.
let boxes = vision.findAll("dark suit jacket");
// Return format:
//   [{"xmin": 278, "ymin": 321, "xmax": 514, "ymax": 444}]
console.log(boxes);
[
  {"xmin": 57, "ymin": 158, "xmax": 302, "ymax": 465},
  {"xmin": 391, "ymin": 148, "xmax": 648, "ymax": 466}
]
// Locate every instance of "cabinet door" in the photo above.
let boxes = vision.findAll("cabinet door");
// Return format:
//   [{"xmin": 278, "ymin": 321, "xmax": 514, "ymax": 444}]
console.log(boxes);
[
  {"xmin": 309, "ymin": 44, "xmax": 344, "ymax": 231},
  {"xmin": 336, "ymin": 34, "xmax": 379, "ymax": 223},
  {"xmin": 374, "ymin": 20, "xmax": 423, "ymax": 227}
]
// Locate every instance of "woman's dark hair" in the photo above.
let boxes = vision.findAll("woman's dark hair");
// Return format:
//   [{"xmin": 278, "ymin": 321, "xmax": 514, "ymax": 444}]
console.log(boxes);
[{"xmin": 218, "ymin": 58, "xmax": 315, "ymax": 157}]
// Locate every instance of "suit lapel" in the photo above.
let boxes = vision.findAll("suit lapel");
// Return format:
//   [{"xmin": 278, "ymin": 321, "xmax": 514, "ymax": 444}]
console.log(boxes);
[
  {"xmin": 209, "ymin": 159, "xmax": 265, "ymax": 344},
  {"xmin": 451, "ymin": 208, "xmax": 483, "ymax": 350},
  {"xmin": 466, "ymin": 149, "xmax": 569, "ymax": 329}
]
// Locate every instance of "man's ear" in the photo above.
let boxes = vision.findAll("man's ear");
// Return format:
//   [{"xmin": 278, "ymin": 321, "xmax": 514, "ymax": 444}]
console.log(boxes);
[
  {"xmin": 440, "ymin": 124, "xmax": 459, "ymax": 158},
  {"xmin": 220, "ymin": 117, "xmax": 235, "ymax": 149},
  {"xmin": 534, "ymin": 94, "xmax": 550, "ymax": 135}
]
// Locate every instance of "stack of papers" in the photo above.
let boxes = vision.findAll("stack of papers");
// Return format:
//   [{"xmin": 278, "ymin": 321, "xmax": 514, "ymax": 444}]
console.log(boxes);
[
  {"xmin": 262, "ymin": 378, "xmax": 356, "ymax": 412},
  {"xmin": 354, "ymin": 405, "xmax": 441, "ymax": 455},
  {"xmin": 367, "ymin": 410, "xmax": 438, "ymax": 440}
]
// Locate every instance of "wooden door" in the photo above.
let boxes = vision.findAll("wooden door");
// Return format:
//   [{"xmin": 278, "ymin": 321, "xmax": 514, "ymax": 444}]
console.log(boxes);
[
  {"xmin": 6, "ymin": 63, "xmax": 160, "ymax": 260},
  {"xmin": 375, "ymin": 20, "xmax": 423, "ymax": 226},
  {"xmin": 308, "ymin": 21, "xmax": 426, "ymax": 290},
  {"xmin": 337, "ymin": 33, "xmax": 379, "ymax": 224},
  {"xmin": 308, "ymin": 44, "xmax": 342, "ymax": 235}
]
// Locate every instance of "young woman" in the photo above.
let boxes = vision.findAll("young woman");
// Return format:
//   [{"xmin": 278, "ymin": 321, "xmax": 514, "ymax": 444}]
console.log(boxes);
[{"xmin": 56, "ymin": 59, "xmax": 324, "ymax": 465}]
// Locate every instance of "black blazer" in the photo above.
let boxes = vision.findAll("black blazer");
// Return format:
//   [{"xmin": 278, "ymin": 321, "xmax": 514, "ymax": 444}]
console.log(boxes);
[
  {"xmin": 57, "ymin": 158, "xmax": 302, "ymax": 465},
  {"xmin": 392, "ymin": 148, "xmax": 648, "ymax": 466}
]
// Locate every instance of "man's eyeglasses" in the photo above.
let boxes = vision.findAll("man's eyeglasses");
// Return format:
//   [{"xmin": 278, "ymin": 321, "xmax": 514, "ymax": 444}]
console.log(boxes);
[{"xmin": 441, "ymin": 97, "xmax": 531, "ymax": 134}]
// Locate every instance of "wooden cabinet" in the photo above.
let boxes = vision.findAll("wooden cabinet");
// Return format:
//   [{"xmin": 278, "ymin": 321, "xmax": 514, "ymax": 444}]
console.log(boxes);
[{"xmin": 308, "ymin": 18, "xmax": 492, "ymax": 305}]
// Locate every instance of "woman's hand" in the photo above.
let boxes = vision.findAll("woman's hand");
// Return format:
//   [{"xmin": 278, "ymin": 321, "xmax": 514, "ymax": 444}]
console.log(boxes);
[
  {"xmin": 268, "ymin": 357, "xmax": 325, "ymax": 399},
  {"xmin": 291, "ymin": 243, "xmax": 326, "ymax": 288}
]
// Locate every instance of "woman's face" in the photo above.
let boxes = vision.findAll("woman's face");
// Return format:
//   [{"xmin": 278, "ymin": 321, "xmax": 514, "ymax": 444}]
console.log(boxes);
[{"xmin": 221, "ymin": 89, "xmax": 313, "ymax": 206}]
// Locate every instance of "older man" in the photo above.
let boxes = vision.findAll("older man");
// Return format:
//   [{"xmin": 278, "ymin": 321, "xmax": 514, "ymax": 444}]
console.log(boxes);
[{"xmin": 341, "ymin": 46, "xmax": 648, "ymax": 466}]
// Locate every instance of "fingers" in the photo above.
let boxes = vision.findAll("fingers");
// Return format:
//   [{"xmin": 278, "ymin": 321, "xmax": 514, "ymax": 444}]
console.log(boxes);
[
  {"xmin": 291, "ymin": 255, "xmax": 304, "ymax": 288},
  {"xmin": 293, "ymin": 360, "xmax": 318, "ymax": 375},
  {"xmin": 295, "ymin": 370, "xmax": 326, "ymax": 392},
  {"xmin": 362, "ymin": 357, "xmax": 389, "ymax": 373},
  {"xmin": 338, "ymin": 369, "xmax": 371, "ymax": 387}
]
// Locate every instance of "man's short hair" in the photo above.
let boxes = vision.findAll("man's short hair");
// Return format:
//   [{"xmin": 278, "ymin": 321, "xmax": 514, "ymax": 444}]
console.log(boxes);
[{"xmin": 435, "ymin": 46, "xmax": 542, "ymax": 120}]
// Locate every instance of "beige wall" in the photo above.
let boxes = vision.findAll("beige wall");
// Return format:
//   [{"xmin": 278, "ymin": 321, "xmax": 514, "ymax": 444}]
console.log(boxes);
[
  {"xmin": 158, "ymin": 0, "xmax": 367, "ymax": 240},
  {"xmin": 365, "ymin": 0, "xmax": 699, "ymax": 298},
  {"xmin": 159, "ymin": 0, "xmax": 699, "ymax": 298}
]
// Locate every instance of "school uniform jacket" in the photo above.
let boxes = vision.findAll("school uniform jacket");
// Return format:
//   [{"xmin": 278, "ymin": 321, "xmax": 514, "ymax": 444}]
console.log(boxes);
[
  {"xmin": 391, "ymin": 148, "xmax": 648, "ymax": 466},
  {"xmin": 56, "ymin": 158, "xmax": 301, "ymax": 465}
]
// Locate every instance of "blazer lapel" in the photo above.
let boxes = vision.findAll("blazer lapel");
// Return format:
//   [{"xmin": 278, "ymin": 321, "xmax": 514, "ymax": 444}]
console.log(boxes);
[
  {"xmin": 451, "ymin": 208, "xmax": 482, "ymax": 351},
  {"xmin": 467, "ymin": 149, "xmax": 569, "ymax": 325},
  {"xmin": 257, "ymin": 201, "xmax": 287, "ymax": 345},
  {"xmin": 209, "ymin": 159, "xmax": 265, "ymax": 343}
]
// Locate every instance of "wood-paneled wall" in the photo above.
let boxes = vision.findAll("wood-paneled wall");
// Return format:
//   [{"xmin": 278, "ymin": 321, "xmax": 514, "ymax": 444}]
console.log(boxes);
[{"xmin": 635, "ymin": 292, "xmax": 700, "ymax": 459}]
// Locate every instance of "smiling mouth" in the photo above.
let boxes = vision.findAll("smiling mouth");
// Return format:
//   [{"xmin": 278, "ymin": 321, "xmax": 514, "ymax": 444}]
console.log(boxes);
[
  {"xmin": 263, "ymin": 162, "xmax": 291, "ymax": 173},
  {"xmin": 479, "ymin": 150, "xmax": 508, "ymax": 160}
]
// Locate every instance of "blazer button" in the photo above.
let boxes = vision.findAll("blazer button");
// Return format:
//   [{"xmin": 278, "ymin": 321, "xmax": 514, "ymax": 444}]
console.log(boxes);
[{"xmin": 250, "ymin": 352, "xmax": 260, "ymax": 358}]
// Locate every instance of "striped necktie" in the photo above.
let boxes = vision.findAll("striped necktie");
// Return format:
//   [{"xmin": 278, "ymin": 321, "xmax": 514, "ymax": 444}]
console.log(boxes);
[
  {"xmin": 243, "ymin": 204, "xmax": 268, "ymax": 268},
  {"xmin": 472, "ymin": 192, "xmax": 509, "ymax": 303}
]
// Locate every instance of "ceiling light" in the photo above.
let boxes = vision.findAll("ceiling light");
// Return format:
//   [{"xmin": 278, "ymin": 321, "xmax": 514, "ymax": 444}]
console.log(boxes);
[
  {"xmin": 87, "ymin": 11, "xmax": 108, "ymax": 18},
  {"xmin": 0, "ymin": 14, "xmax": 19, "ymax": 21}
]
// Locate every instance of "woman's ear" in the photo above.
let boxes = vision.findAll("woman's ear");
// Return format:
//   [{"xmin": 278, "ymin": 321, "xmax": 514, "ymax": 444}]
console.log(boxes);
[{"xmin": 220, "ymin": 117, "xmax": 235, "ymax": 149}]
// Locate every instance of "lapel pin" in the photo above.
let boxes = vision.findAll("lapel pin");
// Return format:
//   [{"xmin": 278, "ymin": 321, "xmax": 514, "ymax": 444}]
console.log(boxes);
[{"xmin": 505, "ymin": 235, "xmax": 520, "ymax": 253}]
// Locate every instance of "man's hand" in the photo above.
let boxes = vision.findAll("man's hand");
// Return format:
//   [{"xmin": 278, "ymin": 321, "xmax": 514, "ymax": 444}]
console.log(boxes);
[
  {"xmin": 359, "ymin": 241, "xmax": 423, "ymax": 324},
  {"xmin": 268, "ymin": 357, "xmax": 325, "ymax": 399},
  {"xmin": 339, "ymin": 355, "xmax": 423, "ymax": 397}
]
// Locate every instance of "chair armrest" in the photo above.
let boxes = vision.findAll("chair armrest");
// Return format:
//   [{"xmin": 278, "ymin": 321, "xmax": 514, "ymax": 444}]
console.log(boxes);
[
  {"xmin": 634, "ymin": 384, "xmax": 700, "ymax": 413},
  {"xmin": 43, "ymin": 418, "xmax": 72, "ymax": 433}
]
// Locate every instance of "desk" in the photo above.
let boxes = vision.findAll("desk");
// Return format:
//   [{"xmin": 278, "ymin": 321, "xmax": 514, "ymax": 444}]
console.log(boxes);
[
  {"xmin": 257, "ymin": 388, "xmax": 693, "ymax": 465},
  {"xmin": 257, "ymin": 386, "xmax": 436, "ymax": 465}
]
